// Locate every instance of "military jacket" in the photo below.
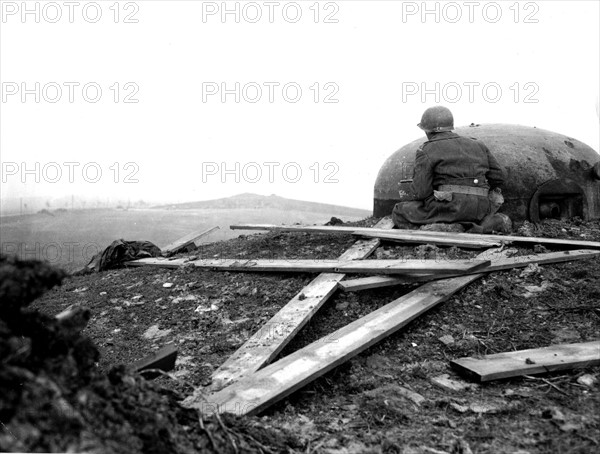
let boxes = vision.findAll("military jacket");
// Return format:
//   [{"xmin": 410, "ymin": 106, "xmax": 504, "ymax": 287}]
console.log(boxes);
[{"xmin": 410, "ymin": 131, "xmax": 505, "ymax": 201}]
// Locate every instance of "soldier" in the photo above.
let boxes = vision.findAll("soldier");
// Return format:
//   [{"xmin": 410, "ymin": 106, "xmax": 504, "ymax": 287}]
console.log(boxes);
[{"xmin": 392, "ymin": 106, "xmax": 511, "ymax": 233}]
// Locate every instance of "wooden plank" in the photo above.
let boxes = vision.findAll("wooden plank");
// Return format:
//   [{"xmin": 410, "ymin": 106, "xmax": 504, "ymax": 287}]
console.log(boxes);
[
  {"xmin": 132, "ymin": 343, "xmax": 178, "ymax": 379},
  {"xmin": 478, "ymin": 249, "xmax": 600, "ymax": 272},
  {"xmin": 181, "ymin": 219, "xmax": 394, "ymax": 406},
  {"xmin": 230, "ymin": 224, "xmax": 600, "ymax": 250},
  {"xmin": 193, "ymin": 272, "xmax": 485, "ymax": 416},
  {"xmin": 205, "ymin": 273, "xmax": 344, "ymax": 392},
  {"xmin": 230, "ymin": 224, "xmax": 498, "ymax": 248},
  {"xmin": 451, "ymin": 341, "xmax": 600, "ymax": 382},
  {"xmin": 230, "ymin": 223, "xmax": 382, "ymax": 234},
  {"xmin": 338, "ymin": 276, "xmax": 408, "ymax": 292},
  {"xmin": 126, "ymin": 257, "xmax": 491, "ymax": 275},
  {"xmin": 356, "ymin": 231, "xmax": 499, "ymax": 249},
  {"xmin": 161, "ymin": 226, "xmax": 219, "ymax": 255},
  {"xmin": 338, "ymin": 250, "xmax": 600, "ymax": 291}
]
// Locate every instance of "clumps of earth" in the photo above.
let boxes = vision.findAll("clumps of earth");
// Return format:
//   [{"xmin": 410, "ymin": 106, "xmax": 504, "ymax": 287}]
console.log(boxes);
[
  {"xmin": 3, "ymin": 216, "xmax": 600, "ymax": 453},
  {"xmin": 0, "ymin": 255, "xmax": 300, "ymax": 454}
]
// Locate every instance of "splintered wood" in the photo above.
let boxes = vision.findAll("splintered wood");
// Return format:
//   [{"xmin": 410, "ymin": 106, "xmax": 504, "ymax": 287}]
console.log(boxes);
[{"xmin": 451, "ymin": 341, "xmax": 600, "ymax": 382}]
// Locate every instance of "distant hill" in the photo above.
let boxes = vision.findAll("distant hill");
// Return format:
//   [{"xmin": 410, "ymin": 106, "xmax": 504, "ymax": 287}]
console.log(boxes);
[{"xmin": 153, "ymin": 193, "xmax": 371, "ymax": 217}]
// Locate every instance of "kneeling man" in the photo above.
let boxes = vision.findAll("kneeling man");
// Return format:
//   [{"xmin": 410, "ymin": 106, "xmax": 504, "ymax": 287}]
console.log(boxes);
[{"xmin": 392, "ymin": 106, "xmax": 509, "ymax": 233}]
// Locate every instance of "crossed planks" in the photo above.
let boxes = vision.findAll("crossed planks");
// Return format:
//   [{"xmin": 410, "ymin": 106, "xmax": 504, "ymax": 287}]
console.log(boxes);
[
  {"xmin": 339, "ymin": 250, "xmax": 600, "ymax": 292},
  {"xmin": 127, "ymin": 257, "xmax": 490, "ymax": 275},
  {"xmin": 182, "ymin": 218, "xmax": 394, "ymax": 407},
  {"xmin": 231, "ymin": 223, "xmax": 600, "ymax": 250},
  {"xmin": 451, "ymin": 341, "xmax": 600, "ymax": 382},
  {"xmin": 195, "ymin": 270, "xmax": 487, "ymax": 416},
  {"xmin": 164, "ymin": 223, "xmax": 600, "ymax": 414},
  {"xmin": 188, "ymin": 246, "xmax": 600, "ymax": 415}
]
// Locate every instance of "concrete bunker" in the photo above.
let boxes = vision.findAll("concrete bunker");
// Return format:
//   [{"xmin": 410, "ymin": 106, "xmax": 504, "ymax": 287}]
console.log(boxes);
[{"xmin": 374, "ymin": 124, "xmax": 600, "ymax": 222}]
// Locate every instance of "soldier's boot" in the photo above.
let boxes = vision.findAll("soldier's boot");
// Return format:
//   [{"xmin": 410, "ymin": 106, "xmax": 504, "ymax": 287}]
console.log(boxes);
[
  {"xmin": 479, "ymin": 213, "xmax": 512, "ymax": 234},
  {"xmin": 392, "ymin": 206, "xmax": 418, "ymax": 229},
  {"xmin": 394, "ymin": 221, "xmax": 420, "ymax": 230},
  {"xmin": 420, "ymin": 223, "xmax": 465, "ymax": 233}
]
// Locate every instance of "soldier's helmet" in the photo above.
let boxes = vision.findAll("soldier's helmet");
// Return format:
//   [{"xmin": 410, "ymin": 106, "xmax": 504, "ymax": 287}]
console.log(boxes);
[{"xmin": 417, "ymin": 106, "xmax": 454, "ymax": 132}]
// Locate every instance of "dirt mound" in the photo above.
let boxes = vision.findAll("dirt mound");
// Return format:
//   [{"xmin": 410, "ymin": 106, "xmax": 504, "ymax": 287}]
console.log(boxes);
[{"xmin": 0, "ymin": 255, "xmax": 299, "ymax": 453}]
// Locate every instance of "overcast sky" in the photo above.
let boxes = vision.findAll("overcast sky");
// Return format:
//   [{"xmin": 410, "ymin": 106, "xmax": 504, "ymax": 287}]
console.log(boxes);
[{"xmin": 1, "ymin": 0, "xmax": 599, "ymax": 211}]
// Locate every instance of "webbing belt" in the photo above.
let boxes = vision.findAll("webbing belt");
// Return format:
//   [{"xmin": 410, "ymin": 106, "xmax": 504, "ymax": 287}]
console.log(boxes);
[{"xmin": 438, "ymin": 184, "xmax": 489, "ymax": 197}]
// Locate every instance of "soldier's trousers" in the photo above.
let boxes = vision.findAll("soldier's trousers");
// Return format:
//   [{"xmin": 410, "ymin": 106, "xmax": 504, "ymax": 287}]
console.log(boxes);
[{"xmin": 392, "ymin": 193, "xmax": 490, "ymax": 228}]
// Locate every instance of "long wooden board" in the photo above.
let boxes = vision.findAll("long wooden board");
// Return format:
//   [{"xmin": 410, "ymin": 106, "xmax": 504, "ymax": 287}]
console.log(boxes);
[
  {"xmin": 230, "ymin": 224, "xmax": 499, "ymax": 249},
  {"xmin": 230, "ymin": 224, "xmax": 600, "ymax": 250},
  {"xmin": 195, "ymin": 272, "xmax": 485, "ymax": 416},
  {"xmin": 356, "ymin": 231, "xmax": 499, "ymax": 248},
  {"xmin": 477, "ymin": 249, "xmax": 600, "ymax": 271},
  {"xmin": 451, "ymin": 341, "xmax": 600, "ymax": 382},
  {"xmin": 338, "ymin": 250, "xmax": 600, "ymax": 291},
  {"xmin": 126, "ymin": 257, "xmax": 491, "ymax": 275},
  {"xmin": 181, "ymin": 219, "xmax": 393, "ymax": 406},
  {"xmin": 162, "ymin": 226, "xmax": 220, "ymax": 255}
]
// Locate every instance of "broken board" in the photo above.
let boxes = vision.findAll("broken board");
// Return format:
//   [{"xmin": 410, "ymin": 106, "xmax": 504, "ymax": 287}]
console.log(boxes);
[
  {"xmin": 127, "ymin": 257, "xmax": 491, "ymax": 275},
  {"xmin": 132, "ymin": 343, "xmax": 178, "ymax": 379},
  {"xmin": 182, "ymin": 218, "xmax": 393, "ymax": 405},
  {"xmin": 230, "ymin": 223, "xmax": 600, "ymax": 250},
  {"xmin": 451, "ymin": 341, "xmax": 600, "ymax": 382},
  {"xmin": 197, "ymin": 272, "xmax": 485, "ymax": 416},
  {"xmin": 161, "ymin": 226, "xmax": 219, "ymax": 255},
  {"xmin": 338, "ymin": 250, "xmax": 600, "ymax": 291}
]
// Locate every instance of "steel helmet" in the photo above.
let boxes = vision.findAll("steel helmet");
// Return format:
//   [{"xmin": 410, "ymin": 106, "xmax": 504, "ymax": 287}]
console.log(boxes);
[{"xmin": 417, "ymin": 106, "xmax": 454, "ymax": 132}]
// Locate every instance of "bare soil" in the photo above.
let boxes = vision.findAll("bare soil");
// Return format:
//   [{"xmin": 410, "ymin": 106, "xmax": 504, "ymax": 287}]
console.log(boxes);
[{"xmin": 4, "ymin": 217, "xmax": 600, "ymax": 453}]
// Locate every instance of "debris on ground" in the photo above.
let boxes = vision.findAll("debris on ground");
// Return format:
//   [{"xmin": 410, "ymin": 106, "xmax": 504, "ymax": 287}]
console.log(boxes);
[
  {"xmin": 16, "ymin": 217, "xmax": 600, "ymax": 453},
  {"xmin": 0, "ymin": 255, "xmax": 300, "ymax": 453}
]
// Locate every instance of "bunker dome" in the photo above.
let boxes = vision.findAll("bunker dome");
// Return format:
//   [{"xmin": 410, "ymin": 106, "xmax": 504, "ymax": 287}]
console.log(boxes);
[{"xmin": 374, "ymin": 124, "xmax": 600, "ymax": 222}]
